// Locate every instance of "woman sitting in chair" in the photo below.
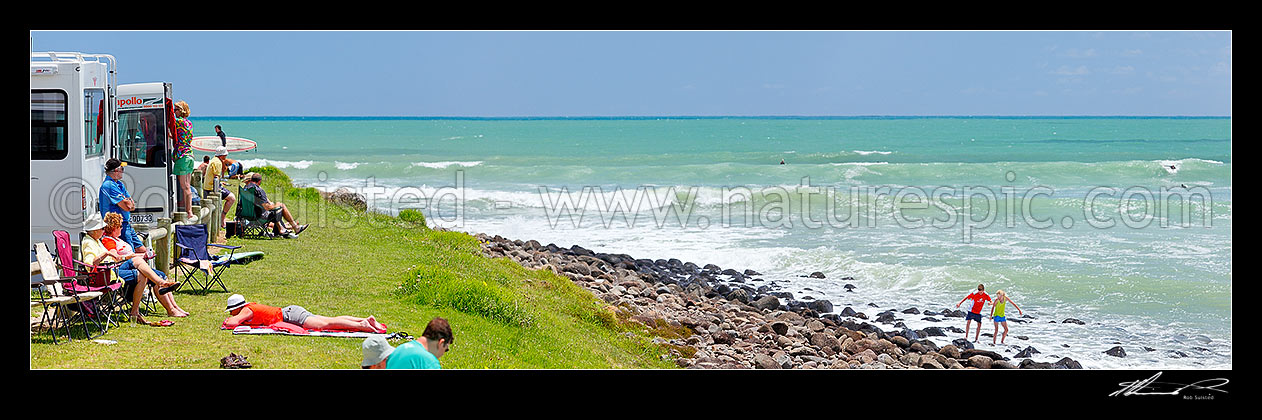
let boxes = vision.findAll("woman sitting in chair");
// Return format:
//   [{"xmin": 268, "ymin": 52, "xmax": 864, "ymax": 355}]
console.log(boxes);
[{"xmin": 91, "ymin": 213, "xmax": 188, "ymax": 323}]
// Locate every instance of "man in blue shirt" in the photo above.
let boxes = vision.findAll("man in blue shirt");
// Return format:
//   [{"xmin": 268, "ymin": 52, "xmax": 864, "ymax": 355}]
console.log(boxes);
[
  {"xmin": 99, "ymin": 158, "xmax": 149, "ymax": 255},
  {"xmin": 386, "ymin": 317, "xmax": 453, "ymax": 369}
]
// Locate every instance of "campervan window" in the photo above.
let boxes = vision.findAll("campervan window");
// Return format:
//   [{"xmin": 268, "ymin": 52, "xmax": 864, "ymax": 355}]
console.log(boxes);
[
  {"xmin": 31, "ymin": 90, "xmax": 68, "ymax": 161},
  {"xmin": 116, "ymin": 109, "xmax": 165, "ymax": 167},
  {"xmin": 85, "ymin": 89, "xmax": 106, "ymax": 158}
]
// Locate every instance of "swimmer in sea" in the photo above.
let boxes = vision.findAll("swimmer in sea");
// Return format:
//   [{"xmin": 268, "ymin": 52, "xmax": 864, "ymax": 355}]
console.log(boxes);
[{"xmin": 780, "ymin": 159, "xmax": 786, "ymax": 165}]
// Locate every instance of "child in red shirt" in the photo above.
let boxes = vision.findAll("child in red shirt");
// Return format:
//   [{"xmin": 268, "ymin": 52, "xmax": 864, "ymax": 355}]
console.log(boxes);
[{"xmin": 956, "ymin": 284, "xmax": 991, "ymax": 343}]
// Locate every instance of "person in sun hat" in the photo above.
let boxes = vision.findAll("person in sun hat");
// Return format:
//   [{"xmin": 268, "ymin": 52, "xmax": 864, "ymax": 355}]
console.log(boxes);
[
  {"xmin": 223, "ymin": 294, "xmax": 387, "ymax": 333},
  {"xmin": 202, "ymin": 146, "xmax": 237, "ymax": 228},
  {"xmin": 361, "ymin": 335, "xmax": 396, "ymax": 369},
  {"xmin": 81, "ymin": 212, "xmax": 183, "ymax": 326},
  {"xmin": 386, "ymin": 317, "xmax": 453, "ymax": 369}
]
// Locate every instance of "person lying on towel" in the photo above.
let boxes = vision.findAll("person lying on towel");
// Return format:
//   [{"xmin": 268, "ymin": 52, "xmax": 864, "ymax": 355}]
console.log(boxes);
[{"xmin": 222, "ymin": 294, "xmax": 387, "ymax": 333}]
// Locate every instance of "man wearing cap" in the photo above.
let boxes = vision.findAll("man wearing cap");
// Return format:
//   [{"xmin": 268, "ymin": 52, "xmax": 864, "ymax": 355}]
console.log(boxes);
[
  {"xmin": 240, "ymin": 172, "xmax": 306, "ymax": 238},
  {"xmin": 99, "ymin": 158, "xmax": 148, "ymax": 256},
  {"xmin": 202, "ymin": 146, "xmax": 237, "ymax": 228},
  {"xmin": 386, "ymin": 317, "xmax": 453, "ymax": 369},
  {"xmin": 361, "ymin": 335, "xmax": 395, "ymax": 369}
]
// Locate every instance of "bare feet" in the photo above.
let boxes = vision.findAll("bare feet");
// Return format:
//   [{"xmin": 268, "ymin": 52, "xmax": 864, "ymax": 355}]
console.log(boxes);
[{"xmin": 366, "ymin": 316, "xmax": 387, "ymax": 333}]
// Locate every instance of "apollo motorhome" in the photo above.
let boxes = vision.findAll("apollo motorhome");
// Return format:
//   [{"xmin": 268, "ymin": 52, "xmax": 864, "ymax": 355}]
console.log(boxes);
[{"xmin": 30, "ymin": 51, "xmax": 176, "ymax": 249}]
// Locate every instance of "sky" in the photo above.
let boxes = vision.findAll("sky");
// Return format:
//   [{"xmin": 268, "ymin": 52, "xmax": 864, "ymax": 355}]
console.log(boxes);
[{"xmin": 29, "ymin": 30, "xmax": 1231, "ymax": 117}]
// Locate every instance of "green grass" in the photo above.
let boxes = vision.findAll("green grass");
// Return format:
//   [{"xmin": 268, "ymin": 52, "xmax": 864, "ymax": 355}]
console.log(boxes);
[{"xmin": 30, "ymin": 166, "xmax": 677, "ymax": 369}]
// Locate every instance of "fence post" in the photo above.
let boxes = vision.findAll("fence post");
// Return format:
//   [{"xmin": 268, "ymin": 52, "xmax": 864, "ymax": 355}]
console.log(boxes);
[
  {"xmin": 156, "ymin": 217, "xmax": 172, "ymax": 275},
  {"xmin": 207, "ymin": 195, "xmax": 221, "ymax": 243}
]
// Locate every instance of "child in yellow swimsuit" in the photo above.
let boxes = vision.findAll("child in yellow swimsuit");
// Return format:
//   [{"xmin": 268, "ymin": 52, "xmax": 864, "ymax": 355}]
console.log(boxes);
[{"xmin": 990, "ymin": 290, "xmax": 1023, "ymax": 345}]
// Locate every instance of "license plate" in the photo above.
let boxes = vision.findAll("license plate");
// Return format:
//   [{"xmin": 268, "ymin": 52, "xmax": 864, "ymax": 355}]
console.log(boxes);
[{"xmin": 130, "ymin": 214, "xmax": 155, "ymax": 225}]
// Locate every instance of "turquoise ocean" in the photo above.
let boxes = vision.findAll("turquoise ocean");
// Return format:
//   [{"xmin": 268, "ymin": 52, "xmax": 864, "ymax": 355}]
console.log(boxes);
[{"xmin": 194, "ymin": 116, "xmax": 1231, "ymax": 369}]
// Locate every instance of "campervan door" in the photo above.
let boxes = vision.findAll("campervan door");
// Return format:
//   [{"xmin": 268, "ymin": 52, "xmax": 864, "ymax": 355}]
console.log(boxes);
[
  {"xmin": 30, "ymin": 52, "xmax": 112, "ymax": 247},
  {"xmin": 114, "ymin": 82, "xmax": 174, "ymax": 231}
]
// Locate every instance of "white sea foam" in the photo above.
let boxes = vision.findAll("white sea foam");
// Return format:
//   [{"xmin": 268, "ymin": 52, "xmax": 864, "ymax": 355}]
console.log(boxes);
[
  {"xmin": 410, "ymin": 161, "xmax": 483, "ymax": 169},
  {"xmin": 334, "ymin": 161, "xmax": 362, "ymax": 170},
  {"xmin": 853, "ymin": 150, "xmax": 894, "ymax": 156},
  {"xmin": 238, "ymin": 158, "xmax": 314, "ymax": 170}
]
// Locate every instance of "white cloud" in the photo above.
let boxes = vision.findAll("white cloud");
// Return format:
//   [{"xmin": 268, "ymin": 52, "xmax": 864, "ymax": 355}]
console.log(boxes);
[
  {"xmin": 1122, "ymin": 49, "xmax": 1143, "ymax": 57},
  {"xmin": 1061, "ymin": 48, "xmax": 1098, "ymax": 58},
  {"xmin": 1051, "ymin": 65, "xmax": 1090, "ymax": 76},
  {"xmin": 1106, "ymin": 65, "xmax": 1135, "ymax": 75}
]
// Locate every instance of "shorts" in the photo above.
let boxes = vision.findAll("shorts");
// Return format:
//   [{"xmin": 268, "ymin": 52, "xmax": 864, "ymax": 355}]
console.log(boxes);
[
  {"xmin": 993, "ymin": 316, "xmax": 1007, "ymax": 323},
  {"xmin": 114, "ymin": 259, "xmax": 166, "ymax": 284},
  {"xmin": 282, "ymin": 305, "xmax": 313, "ymax": 326},
  {"xmin": 173, "ymin": 155, "xmax": 195, "ymax": 175},
  {"xmin": 965, "ymin": 312, "xmax": 983, "ymax": 322}
]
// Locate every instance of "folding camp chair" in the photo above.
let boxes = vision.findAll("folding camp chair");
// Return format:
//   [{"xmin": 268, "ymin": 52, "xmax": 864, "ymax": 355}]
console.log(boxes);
[
  {"xmin": 51, "ymin": 230, "xmax": 127, "ymax": 329},
  {"xmin": 31, "ymin": 243, "xmax": 106, "ymax": 344},
  {"xmin": 173, "ymin": 224, "xmax": 241, "ymax": 292},
  {"xmin": 235, "ymin": 184, "xmax": 276, "ymax": 238}
]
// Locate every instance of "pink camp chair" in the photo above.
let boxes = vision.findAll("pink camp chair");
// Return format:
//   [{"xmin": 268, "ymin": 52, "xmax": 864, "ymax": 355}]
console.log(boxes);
[{"xmin": 52, "ymin": 230, "xmax": 126, "ymax": 329}]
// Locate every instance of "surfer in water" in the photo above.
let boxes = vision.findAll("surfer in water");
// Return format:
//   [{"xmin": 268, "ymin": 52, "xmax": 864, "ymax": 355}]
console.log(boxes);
[{"xmin": 780, "ymin": 159, "xmax": 786, "ymax": 165}]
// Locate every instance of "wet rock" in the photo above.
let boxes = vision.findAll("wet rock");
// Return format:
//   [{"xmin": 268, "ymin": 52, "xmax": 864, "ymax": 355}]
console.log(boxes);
[
  {"xmin": 921, "ymin": 327, "xmax": 947, "ymax": 337},
  {"xmin": 840, "ymin": 307, "xmax": 859, "ymax": 318},
  {"xmin": 967, "ymin": 355, "xmax": 993, "ymax": 369},
  {"xmin": 951, "ymin": 339, "xmax": 975, "ymax": 351},
  {"xmin": 961, "ymin": 349, "xmax": 1006, "ymax": 361},
  {"xmin": 808, "ymin": 272, "xmax": 826, "ymax": 279},
  {"xmin": 752, "ymin": 295, "xmax": 781, "ymax": 312},
  {"xmin": 807, "ymin": 299, "xmax": 833, "ymax": 314},
  {"xmin": 1104, "ymin": 346, "xmax": 1126, "ymax": 358},
  {"xmin": 843, "ymin": 284, "xmax": 856, "ymax": 292},
  {"xmin": 1062, "ymin": 318, "xmax": 1086, "ymax": 325},
  {"xmin": 1054, "ymin": 357, "xmax": 1083, "ymax": 369},
  {"xmin": 1014, "ymin": 346, "xmax": 1040, "ymax": 358}
]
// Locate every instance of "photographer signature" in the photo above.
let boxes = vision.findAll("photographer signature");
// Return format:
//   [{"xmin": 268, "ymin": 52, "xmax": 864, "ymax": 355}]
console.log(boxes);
[{"xmin": 1110, "ymin": 372, "xmax": 1229, "ymax": 397}]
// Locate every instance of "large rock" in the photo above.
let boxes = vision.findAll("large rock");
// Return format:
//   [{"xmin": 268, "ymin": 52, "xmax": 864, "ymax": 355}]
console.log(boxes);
[
  {"xmin": 951, "ymin": 339, "xmax": 975, "ymax": 351},
  {"xmin": 769, "ymin": 321, "xmax": 790, "ymax": 336},
  {"xmin": 809, "ymin": 332, "xmax": 843, "ymax": 353},
  {"xmin": 1104, "ymin": 346, "xmax": 1127, "ymax": 358},
  {"xmin": 967, "ymin": 355, "xmax": 993, "ymax": 369},
  {"xmin": 1054, "ymin": 357, "xmax": 1083, "ymax": 369},
  {"xmin": 725, "ymin": 289, "xmax": 751, "ymax": 304},
  {"xmin": 322, "ymin": 187, "xmax": 368, "ymax": 211},
  {"xmin": 1014, "ymin": 346, "xmax": 1040, "ymax": 358},
  {"xmin": 753, "ymin": 354, "xmax": 781, "ymax": 369},
  {"xmin": 961, "ymin": 349, "xmax": 1006, "ymax": 361},
  {"xmin": 808, "ymin": 271, "xmax": 826, "ymax": 279},
  {"xmin": 752, "ymin": 295, "xmax": 781, "ymax": 312},
  {"xmin": 807, "ymin": 299, "xmax": 834, "ymax": 314}
]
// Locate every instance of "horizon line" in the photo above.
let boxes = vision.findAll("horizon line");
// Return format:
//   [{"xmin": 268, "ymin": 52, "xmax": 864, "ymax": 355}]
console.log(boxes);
[{"xmin": 193, "ymin": 115, "xmax": 1232, "ymax": 119}]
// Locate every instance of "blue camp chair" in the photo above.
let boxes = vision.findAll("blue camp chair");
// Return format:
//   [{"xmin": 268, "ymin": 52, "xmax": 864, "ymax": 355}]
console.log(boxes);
[{"xmin": 173, "ymin": 224, "xmax": 241, "ymax": 292}]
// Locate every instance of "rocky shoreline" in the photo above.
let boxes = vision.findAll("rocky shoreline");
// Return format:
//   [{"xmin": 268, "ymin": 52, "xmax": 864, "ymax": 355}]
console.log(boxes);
[{"xmin": 475, "ymin": 233, "xmax": 1086, "ymax": 370}]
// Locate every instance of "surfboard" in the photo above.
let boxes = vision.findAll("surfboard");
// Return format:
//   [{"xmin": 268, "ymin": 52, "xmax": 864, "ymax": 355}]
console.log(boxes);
[{"xmin": 191, "ymin": 136, "xmax": 257, "ymax": 152}]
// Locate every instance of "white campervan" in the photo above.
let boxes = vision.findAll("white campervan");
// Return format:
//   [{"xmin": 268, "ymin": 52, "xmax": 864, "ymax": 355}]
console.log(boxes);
[{"xmin": 30, "ymin": 51, "xmax": 175, "ymax": 250}]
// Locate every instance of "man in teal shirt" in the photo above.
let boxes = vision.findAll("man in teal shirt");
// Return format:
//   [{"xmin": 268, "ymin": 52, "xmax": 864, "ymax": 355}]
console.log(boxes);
[{"xmin": 387, "ymin": 317, "xmax": 453, "ymax": 369}]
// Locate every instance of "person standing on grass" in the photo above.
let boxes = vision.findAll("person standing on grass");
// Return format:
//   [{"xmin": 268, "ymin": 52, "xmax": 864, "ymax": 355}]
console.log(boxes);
[
  {"xmin": 956, "ymin": 284, "xmax": 991, "ymax": 343},
  {"xmin": 386, "ymin": 317, "xmax": 453, "ymax": 369},
  {"xmin": 990, "ymin": 290, "xmax": 1023, "ymax": 345}
]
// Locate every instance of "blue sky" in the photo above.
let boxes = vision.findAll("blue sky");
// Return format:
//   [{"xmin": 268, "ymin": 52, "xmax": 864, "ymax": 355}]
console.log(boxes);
[{"xmin": 30, "ymin": 30, "xmax": 1231, "ymax": 117}]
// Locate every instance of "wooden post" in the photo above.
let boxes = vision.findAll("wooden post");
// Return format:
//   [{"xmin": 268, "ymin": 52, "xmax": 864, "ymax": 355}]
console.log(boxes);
[
  {"xmin": 207, "ymin": 195, "xmax": 221, "ymax": 243},
  {"xmin": 156, "ymin": 217, "xmax": 172, "ymax": 275}
]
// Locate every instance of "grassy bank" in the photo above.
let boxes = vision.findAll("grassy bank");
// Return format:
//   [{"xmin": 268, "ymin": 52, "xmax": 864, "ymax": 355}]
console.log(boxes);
[{"xmin": 30, "ymin": 166, "xmax": 676, "ymax": 369}]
